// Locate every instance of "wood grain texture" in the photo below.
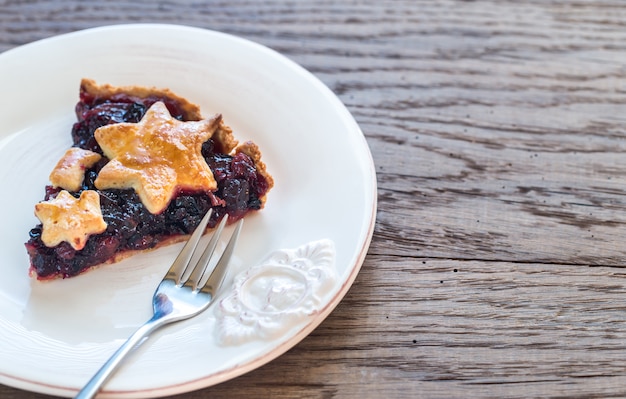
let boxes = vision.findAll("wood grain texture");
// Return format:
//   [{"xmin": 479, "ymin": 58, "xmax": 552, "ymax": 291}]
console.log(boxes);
[{"xmin": 2, "ymin": 1, "xmax": 626, "ymax": 398}]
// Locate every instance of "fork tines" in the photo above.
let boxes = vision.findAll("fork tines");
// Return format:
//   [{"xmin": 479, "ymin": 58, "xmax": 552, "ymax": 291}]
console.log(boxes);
[{"xmin": 166, "ymin": 210, "xmax": 243, "ymax": 293}]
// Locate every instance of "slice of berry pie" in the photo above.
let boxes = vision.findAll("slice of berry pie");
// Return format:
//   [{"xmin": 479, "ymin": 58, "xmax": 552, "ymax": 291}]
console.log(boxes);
[{"xmin": 25, "ymin": 79, "xmax": 273, "ymax": 280}]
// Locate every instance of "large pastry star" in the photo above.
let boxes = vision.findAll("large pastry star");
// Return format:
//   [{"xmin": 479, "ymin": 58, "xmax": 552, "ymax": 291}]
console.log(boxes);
[
  {"xmin": 94, "ymin": 101, "xmax": 221, "ymax": 214},
  {"xmin": 34, "ymin": 190, "xmax": 108, "ymax": 250}
]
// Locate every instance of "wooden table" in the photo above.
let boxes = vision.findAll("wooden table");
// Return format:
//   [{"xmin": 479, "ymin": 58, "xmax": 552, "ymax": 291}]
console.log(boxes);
[{"xmin": 2, "ymin": 1, "xmax": 626, "ymax": 398}]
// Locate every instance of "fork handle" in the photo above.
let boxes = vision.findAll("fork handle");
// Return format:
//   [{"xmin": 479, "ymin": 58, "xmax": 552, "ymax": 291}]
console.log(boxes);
[{"xmin": 74, "ymin": 315, "xmax": 167, "ymax": 399}]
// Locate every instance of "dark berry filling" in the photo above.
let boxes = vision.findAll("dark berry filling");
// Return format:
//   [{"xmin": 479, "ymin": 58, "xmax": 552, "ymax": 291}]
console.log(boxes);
[{"xmin": 26, "ymin": 95, "xmax": 269, "ymax": 279}]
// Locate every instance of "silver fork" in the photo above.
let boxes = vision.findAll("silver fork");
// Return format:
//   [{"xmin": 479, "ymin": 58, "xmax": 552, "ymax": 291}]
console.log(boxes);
[{"xmin": 75, "ymin": 210, "xmax": 242, "ymax": 399}]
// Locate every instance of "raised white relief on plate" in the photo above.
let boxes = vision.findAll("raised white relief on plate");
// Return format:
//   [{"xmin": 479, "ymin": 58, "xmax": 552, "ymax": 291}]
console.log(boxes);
[{"xmin": 216, "ymin": 239, "xmax": 336, "ymax": 345}]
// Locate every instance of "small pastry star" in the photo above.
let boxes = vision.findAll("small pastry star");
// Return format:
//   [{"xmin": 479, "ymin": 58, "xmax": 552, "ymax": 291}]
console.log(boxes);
[
  {"xmin": 94, "ymin": 101, "xmax": 221, "ymax": 214},
  {"xmin": 49, "ymin": 147, "xmax": 102, "ymax": 192},
  {"xmin": 34, "ymin": 190, "xmax": 108, "ymax": 250}
]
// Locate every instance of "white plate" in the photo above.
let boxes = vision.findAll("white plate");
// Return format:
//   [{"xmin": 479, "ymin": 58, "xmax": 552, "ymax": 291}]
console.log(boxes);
[{"xmin": 0, "ymin": 24, "xmax": 376, "ymax": 398}]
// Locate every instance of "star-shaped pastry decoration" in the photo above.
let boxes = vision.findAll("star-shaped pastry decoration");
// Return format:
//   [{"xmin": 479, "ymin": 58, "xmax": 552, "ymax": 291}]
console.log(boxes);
[
  {"xmin": 49, "ymin": 147, "xmax": 102, "ymax": 192},
  {"xmin": 34, "ymin": 190, "xmax": 108, "ymax": 250},
  {"xmin": 94, "ymin": 101, "xmax": 222, "ymax": 214}
]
